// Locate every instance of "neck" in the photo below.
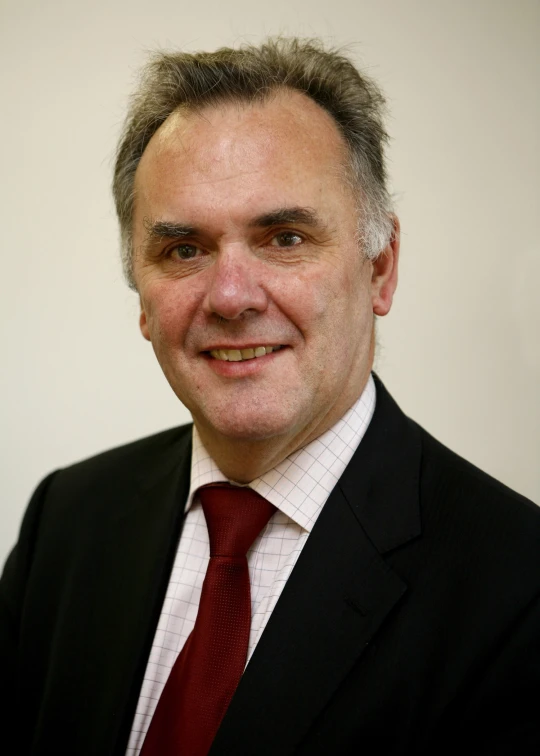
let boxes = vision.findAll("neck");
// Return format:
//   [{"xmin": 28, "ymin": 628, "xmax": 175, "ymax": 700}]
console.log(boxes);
[
  {"xmin": 195, "ymin": 367, "xmax": 373, "ymax": 484},
  {"xmin": 195, "ymin": 424, "xmax": 318, "ymax": 484}
]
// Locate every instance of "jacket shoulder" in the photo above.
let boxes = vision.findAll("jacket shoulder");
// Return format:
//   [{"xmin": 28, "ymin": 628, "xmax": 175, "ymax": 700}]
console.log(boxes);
[
  {"xmin": 418, "ymin": 423, "xmax": 538, "ymax": 514},
  {"xmin": 23, "ymin": 424, "xmax": 193, "ymax": 542},
  {"xmin": 52, "ymin": 423, "xmax": 193, "ymax": 488},
  {"xmin": 413, "ymin": 423, "xmax": 540, "ymax": 589}
]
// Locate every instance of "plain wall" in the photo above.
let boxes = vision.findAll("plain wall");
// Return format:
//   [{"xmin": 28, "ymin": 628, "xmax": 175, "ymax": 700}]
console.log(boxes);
[{"xmin": 1, "ymin": 0, "xmax": 539, "ymax": 564}]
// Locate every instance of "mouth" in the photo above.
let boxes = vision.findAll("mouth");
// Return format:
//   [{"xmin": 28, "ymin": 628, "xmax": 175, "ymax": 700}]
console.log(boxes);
[{"xmin": 206, "ymin": 345, "xmax": 284, "ymax": 362}]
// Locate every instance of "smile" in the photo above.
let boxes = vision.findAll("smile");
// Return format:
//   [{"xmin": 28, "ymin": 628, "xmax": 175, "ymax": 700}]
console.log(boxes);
[{"xmin": 209, "ymin": 346, "xmax": 283, "ymax": 362}]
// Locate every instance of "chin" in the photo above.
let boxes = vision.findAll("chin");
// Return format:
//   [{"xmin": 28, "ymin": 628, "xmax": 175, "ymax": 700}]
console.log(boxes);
[{"xmin": 198, "ymin": 404, "xmax": 301, "ymax": 443}]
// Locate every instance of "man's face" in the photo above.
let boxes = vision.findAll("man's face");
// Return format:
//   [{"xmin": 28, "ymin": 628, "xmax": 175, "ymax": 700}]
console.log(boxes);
[{"xmin": 132, "ymin": 90, "xmax": 397, "ymax": 454}]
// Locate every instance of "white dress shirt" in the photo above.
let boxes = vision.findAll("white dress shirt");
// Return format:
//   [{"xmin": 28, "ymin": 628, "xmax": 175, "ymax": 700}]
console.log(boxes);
[{"xmin": 126, "ymin": 375, "xmax": 376, "ymax": 755}]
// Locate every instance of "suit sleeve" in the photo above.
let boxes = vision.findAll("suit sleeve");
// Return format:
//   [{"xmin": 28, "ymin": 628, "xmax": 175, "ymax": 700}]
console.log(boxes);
[
  {"xmin": 468, "ymin": 593, "xmax": 540, "ymax": 753},
  {"xmin": 436, "ymin": 592, "xmax": 540, "ymax": 754},
  {"xmin": 0, "ymin": 473, "xmax": 58, "ymax": 734}
]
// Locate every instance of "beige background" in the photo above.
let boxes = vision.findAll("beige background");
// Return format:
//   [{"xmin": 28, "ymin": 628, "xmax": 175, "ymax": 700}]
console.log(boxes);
[{"xmin": 1, "ymin": 0, "xmax": 539, "ymax": 564}]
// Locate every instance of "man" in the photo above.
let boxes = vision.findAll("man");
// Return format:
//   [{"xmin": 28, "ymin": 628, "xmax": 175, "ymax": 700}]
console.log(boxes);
[{"xmin": 1, "ymin": 38, "xmax": 539, "ymax": 755}]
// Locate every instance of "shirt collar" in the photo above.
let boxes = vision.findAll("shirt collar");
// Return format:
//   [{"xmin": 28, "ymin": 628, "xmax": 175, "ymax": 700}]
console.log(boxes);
[{"xmin": 186, "ymin": 373, "xmax": 376, "ymax": 532}]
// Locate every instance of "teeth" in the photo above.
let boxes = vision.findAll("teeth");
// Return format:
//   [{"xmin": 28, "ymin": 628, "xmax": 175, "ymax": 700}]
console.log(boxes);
[{"xmin": 210, "ymin": 346, "xmax": 281, "ymax": 362}]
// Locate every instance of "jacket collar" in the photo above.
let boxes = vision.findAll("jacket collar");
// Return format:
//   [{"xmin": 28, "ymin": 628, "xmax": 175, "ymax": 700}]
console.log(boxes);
[
  {"xmin": 209, "ymin": 374, "xmax": 423, "ymax": 755},
  {"xmin": 340, "ymin": 373, "xmax": 422, "ymax": 554}
]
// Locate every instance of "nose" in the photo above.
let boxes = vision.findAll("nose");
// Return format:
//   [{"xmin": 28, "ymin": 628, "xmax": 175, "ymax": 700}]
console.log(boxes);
[{"xmin": 203, "ymin": 246, "xmax": 269, "ymax": 320}]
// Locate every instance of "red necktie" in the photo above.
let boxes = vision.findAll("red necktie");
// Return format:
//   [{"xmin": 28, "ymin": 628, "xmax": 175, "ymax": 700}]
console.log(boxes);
[{"xmin": 140, "ymin": 483, "xmax": 276, "ymax": 756}]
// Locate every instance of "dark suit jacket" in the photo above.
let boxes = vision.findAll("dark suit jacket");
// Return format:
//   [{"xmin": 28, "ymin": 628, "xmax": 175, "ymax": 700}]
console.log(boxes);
[{"xmin": 2, "ymin": 377, "xmax": 540, "ymax": 755}]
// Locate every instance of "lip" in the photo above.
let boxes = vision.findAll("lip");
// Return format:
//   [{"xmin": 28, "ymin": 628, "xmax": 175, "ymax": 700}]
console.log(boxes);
[
  {"xmin": 202, "ymin": 346, "xmax": 286, "ymax": 377},
  {"xmin": 202, "ymin": 344, "xmax": 284, "ymax": 352}
]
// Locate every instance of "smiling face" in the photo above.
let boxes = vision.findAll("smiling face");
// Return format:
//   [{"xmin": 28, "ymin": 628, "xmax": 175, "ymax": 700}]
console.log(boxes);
[{"xmin": 132, "ymin": 89, "xmax": 398, "ymax": 471}]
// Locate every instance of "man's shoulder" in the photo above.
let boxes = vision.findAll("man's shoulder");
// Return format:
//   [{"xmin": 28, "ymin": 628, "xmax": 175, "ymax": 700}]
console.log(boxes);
[
  {"xmin": 372, "ymin": 374, "xmax": 538, "ymax": 522},
  {"xmin": 57, "ymin": 422, "xmax": 192, "ymax": 478},
  {"xmin": 417, "ymin": 422, "xmax": 538, "ymax": 515},
  {"xmin": 42, "ymin": 423, "xmax": 193, "ymax": 511},
  {"xmin": 6, "ymin": 424, "xmax": 194, "ymax": 604},
  {"xmin": 412, "ymin": 422, "xmax": 540, "ymax": 579}
]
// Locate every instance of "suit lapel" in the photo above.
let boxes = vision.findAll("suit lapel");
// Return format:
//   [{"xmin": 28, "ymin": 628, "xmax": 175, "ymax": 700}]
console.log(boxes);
[
  {"xmin": 210, "ymin": 376, "xmax": 422, "ymax": 755},
  {"xmin": 71, "ymin": 429, "xmax": 193, "ymax": 755}
]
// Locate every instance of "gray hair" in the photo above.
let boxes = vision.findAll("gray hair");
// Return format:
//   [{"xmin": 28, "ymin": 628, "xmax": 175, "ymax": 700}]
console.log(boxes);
[{"xmin": 113, "ymin": 37, "xmax": 394, "ymax": 289}]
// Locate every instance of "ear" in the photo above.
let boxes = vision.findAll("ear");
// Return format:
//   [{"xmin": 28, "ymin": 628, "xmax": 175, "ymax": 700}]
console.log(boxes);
[
  {"xmin": 371, "ymin": 215, "xmax": 400, "ymax": 317},
  {"xmin": 139, "ymin": 299, "xmax": 151, "ymax": 341}
]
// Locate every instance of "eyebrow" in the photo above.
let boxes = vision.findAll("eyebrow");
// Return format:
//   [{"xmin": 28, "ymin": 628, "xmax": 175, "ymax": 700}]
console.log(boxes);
[
  {"xmin": 142, "ymin": 206, "xmax": 327, "ymax": 247},
  {"xmin": 248, "ymin": 206, "xmax": 325, "ymax": 229},
  {"xmin": 143, "ymin": 218, "xmax": 196, "ymax": 241}
]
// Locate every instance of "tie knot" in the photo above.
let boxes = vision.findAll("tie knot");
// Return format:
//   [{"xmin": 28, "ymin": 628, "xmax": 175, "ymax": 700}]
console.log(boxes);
[{"xmin": 198, "ymin": 484, "xmax": 276, "ymax": 557}]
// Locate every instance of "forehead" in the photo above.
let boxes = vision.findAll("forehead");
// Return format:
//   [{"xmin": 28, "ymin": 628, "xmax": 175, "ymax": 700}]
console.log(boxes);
[{"xmin": 133, "ymin": 90, "xmax": 351, "ymax": 219}]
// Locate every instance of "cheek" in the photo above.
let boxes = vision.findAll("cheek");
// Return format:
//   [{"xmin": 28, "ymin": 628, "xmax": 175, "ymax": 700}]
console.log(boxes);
[
  {"xmin": 283, "ymin": 261, "xmax": 367, "ymax": 337},
  {"xmin": 141, "ymin": 284, "xmax": 193, "ymax": 345},
  {"xmin": 274, "ymin": 267, "xmax": 337, "ymax": 329}
]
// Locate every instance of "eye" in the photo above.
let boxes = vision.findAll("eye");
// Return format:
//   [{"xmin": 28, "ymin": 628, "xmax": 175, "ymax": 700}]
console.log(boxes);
[
  {"xmin": 169, "ymin": 244, "xmax": 203, "ymax": 260},
  {"xmin": 270, "ymin": 231, "xmax": 303, "ymax": 248}
]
